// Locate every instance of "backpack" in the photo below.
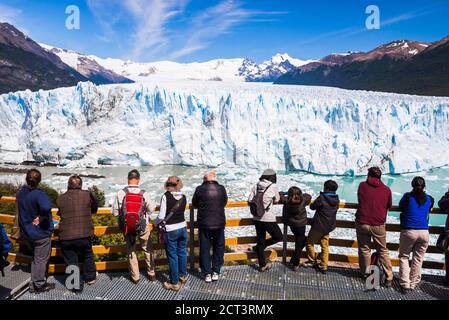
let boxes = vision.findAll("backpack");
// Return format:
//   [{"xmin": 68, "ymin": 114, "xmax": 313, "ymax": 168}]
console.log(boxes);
[
  {"xmin": 1, "ymin": 223, "xmax": 12, "ymax": 277},
  {"xmin": 118, "ymin": 188, "xmax": 147, "ymax": 236},
  {"xmin": 369, "ymin": 252, "xmax": 387, "ymax": 287},
  {"xmin": 249, "ymin": 183, "xmax": 273, "ymax": 218}
]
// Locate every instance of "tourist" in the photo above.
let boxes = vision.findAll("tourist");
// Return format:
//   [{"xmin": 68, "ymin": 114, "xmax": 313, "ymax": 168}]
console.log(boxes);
[
  {"xmin": 16, "ymin": 169, "xmax": 55, "ymax": 293},
  {"xmin": 398, "ymin": 177, "xmax": 434, "ymax": 292},
  {"xmin": 56, "ymin": 175, "xmax": 98, "ymax": 288},
  {"xmin": 305, "ymin": 180, "xmax": 340, "ymax": 274},
  {"xmin": 280, "ymin": 186, "xmax": 311, "ymax": 271},
  {"xmin": 355, "ymin": 167, "xmax": 394, "ymax": 287},
  {"xmin": 112, "ymin": 169, "xmax": 156, "ymax": 284},
  {"xmin": 192, "ymin": 172, "xmax": 228, "ymax": 283},
  {"xmin": 1, "ymin": 191, "xmax": 12, "ymax": 277},
  {"xmin": 248, "ymin": 169, "xmax": 282, "ymax": 272},
  {"xmin": 438, "ymin": 189, "xmax": 449, "ymax": 286},
  {"xmin": 155, "ymin": 176, "xmax": 188, "ymax": 291}
]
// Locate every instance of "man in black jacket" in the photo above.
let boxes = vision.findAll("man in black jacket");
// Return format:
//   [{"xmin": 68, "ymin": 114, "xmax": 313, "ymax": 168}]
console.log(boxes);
[
  {"xmin": 192, "ymin": 172, "xmax": 228, "ymax": 283},
  {"xmin": 439, "ymin": 191, "xmax": 449, "ymax": 286}
]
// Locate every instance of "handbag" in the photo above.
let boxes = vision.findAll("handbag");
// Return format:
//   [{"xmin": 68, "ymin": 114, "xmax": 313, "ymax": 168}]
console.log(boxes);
[{"xmin": 156, "ymin": 198, "xmax": 183, "ymax": 244}]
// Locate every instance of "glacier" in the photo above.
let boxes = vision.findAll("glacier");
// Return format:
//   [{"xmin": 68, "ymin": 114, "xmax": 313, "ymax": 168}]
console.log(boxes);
[{"xmin": 0, "ymin": 80, "xmax": 448, "ymax": 175}]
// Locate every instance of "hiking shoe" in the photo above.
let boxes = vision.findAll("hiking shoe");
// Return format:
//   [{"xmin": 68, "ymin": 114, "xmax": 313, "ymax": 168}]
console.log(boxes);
[
  {"xmin": 317, "ymin": 267, "xmax": 328, "ymax": 274},
  {"xmin": 179, "ymin": 275, "xmax": 188, "ymax": 284},
  {"xmin": 86, "ymin": 272, "xmax": 99, "ymax": 285},
  {"xmin": 148, "ymin": 273, "xmax": 157, "ymax": 282},
  {"xmin": 30, "ymin": 283, "xmax": 55, "ymax": 294},
  {"xmin": 212, "ymin": 272, "xmax": 219, "ymax": 281},
  {"xmin": 287, "ymin": 263, "xmax": 299, "ymax": 272},
  {"xmin": 384, "ymin": 279, "xmax": 393, "ymax": 288},
  {"xmin": 131, "ymin": 278, "xmax": 140, "ymax": 285},
  {"xmin": 205, "ymin": 274, "xmax": 212, "ymax": 283},
  {"xmin": 401, "ymin": 287, "xmax": 414, "ymax": 295},
  {"xmin": 163, "ymin": 282, "xmax": 181, "ymax": 291},
  {"xmin": 258, "ymin": 263, "xmax": 273, "ymax": 272}
]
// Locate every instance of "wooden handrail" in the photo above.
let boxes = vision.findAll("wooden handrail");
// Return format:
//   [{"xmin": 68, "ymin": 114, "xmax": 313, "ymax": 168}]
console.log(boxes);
[{"xmin": 1, "ymin": 197, "xmax": 447, "ymax": 272}]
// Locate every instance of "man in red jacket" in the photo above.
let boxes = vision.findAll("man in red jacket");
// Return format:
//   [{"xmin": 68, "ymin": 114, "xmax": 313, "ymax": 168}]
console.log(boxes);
[{"xmin": 355, "ymin": 167, "xmax": 394, "ymax": 287}]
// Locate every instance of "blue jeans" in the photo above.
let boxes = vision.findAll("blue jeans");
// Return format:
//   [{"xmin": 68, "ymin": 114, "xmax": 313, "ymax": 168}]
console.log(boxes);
[
  {"xmin": 199, "ymin": 228, "xmax": 225, "ymax": 275},
  {"xmin": 165, "ymin": 227, "xmax": 188, "ymax": 284}
]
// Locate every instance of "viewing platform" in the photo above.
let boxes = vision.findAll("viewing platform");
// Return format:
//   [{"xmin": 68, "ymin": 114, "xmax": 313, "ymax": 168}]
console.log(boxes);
[{"xmin": 1, "ymin": 196, "xmax": 448, "ymax": 300}]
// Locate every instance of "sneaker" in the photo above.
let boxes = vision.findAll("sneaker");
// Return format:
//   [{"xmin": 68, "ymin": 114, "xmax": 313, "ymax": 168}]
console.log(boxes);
[
  {"xmin": 205, "ymin": 274, "xmax": 212, "ymax": 283},
  {"xmin": 259, "ymin": 263, "xmax": 273, "ymax": 272},
  {"xmin": 401, "ymin": 287, "xmax": 414, "ymax": 295},
  {"xmin": 131, "ymin": 278, "xmax": 140, "ymax": 285},
  {"xmin": 179, "ymin": 275, "xmax": 188, "ymax": 284},
  {"xmin": 163, "ymin": 281, "xmax": 181, "ymax": 291},
  {"xmin": 212, "ymin": 272, "xmax": 219, "ymax": 281},
  {"xmin": 317, "ymin": 267, "xmax": 328, "ymax": 274},
  {"xmin": 30, "ymin": 283, "xmax": 55, "ymax": 294},
  {"xmin": 384, "ymin": 279, "xmax": 393, "ymax": 288}
]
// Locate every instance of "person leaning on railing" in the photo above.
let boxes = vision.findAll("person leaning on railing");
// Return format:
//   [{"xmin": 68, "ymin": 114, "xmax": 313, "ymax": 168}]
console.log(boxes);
[
  {"xmin": 16, "ymin": 169, "xmax": 55, "ymax": 293},
  {"xmin": 438, "ymin": 190, "xmax": 449, "ymax": 286},
  {"xmin": 155, "ymin": 176, "xmax": 188, "ymax": 291},
  {"xmin": 248, "ymin": 169, "xmax": 283, "ymax": 272},
  {"xmin": 192, "ymin": 171, "xmax": 228, "ymax": 283},
  {"xmin": 398, "ymin": 177, "xmax": 434, "ymax": 293},
  {"xmin": 355, "ymin": 167, "xmax": 394, "ymax": 287},
  {"xmin": 56, "ymin": 175, "xmax": 99, "ymax": 289}
]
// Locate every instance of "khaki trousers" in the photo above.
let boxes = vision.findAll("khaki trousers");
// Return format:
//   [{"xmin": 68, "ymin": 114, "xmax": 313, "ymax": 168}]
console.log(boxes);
[
  {"xmin": 355, "ymin": 223, "xmax": 394, "ymax": 281},
  {"xmin": 306, "ymin": 228, "xmax": 330, "ymax": 270},
  {"xmin": 125, "ymin": 225, "xmax": 155, "ymax": 281},
  {"xmin": 399, "ymin": 229, "xmax": 429, "ymax": 289}
]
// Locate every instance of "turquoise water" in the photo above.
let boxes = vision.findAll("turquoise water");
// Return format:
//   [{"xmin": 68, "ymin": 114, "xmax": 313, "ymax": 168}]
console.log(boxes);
[{"xmin": 1, "ymin": 165, "xmax": 448, "ymax": 225}]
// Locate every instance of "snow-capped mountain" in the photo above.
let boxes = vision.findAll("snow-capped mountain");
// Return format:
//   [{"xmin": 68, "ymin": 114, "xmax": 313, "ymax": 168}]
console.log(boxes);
[
  {"xmin": 43, "ymin": 44, "xmax": 311, "ymax": 83},
  {"xmin": 39, "ymin": 44, "xmax": 134, "ymax": 85},
  {"xmin": 1, "ymin": 80, "xmax": 448, "ymax": 175}
]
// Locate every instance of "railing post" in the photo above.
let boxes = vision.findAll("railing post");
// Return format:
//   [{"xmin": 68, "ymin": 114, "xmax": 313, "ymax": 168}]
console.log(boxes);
[
  {"xmin": 282, "ymin": 222, "xmax": 287, "ymax": 264},
  {"xmin": 189, "ymin": 204, "xmax": 195, "ymax": 272}
]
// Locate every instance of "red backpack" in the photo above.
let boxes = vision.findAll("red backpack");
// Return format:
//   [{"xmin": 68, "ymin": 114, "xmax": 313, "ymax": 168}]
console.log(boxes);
[{"xmin": 118, "ymin": 188, "xmax": 147, "ymax": 236}]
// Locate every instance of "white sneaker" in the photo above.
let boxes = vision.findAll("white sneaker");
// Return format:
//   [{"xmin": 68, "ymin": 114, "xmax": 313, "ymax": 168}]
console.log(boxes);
[
  {"xmin": 212, "ymin": 273, "xmax": 219, "ymax": 281},
  {"xmin": 205, "ymin": 274, "xmax": 212, "ymax": 283}
]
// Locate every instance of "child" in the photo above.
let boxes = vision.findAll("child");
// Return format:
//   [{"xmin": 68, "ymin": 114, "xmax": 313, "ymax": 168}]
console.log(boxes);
[
  {"xmin": 305, "ymin": 180, "xmax": 340, "ymax": 274},
  {"xmin": 280, "ymin": 187, "xmax": 312, "ymax": 271}
]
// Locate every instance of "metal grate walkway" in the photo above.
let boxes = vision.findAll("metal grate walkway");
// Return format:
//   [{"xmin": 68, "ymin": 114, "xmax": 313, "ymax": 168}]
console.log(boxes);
[
  {"xmin": 13, "ymin": 263, "xmax": 449, "ymax": 300},
  {"xmin": 0, "ymin": 264, "xmax": 31, "ymax": 300}
]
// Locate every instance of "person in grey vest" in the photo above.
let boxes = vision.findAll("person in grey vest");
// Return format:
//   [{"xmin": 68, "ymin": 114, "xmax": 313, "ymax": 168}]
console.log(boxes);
[
  {"xmin": 248, "ymin": 169, "xmax": 282, "ymax": 272},
  {"xmin": 56, "ymin": 175, "xmax": 98, "ymax": 289}
]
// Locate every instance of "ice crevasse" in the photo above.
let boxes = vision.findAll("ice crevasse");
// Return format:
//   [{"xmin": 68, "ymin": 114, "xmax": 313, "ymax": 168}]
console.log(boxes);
[{"xmin": 0, "ymin": 80, "xmax": 448, "ymax": 175}]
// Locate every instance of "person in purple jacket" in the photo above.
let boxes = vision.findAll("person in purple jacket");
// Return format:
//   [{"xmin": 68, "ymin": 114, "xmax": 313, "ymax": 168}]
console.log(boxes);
[{"xmin": 16, "ymin": 169, "xmax": 55, "ymax": 293}]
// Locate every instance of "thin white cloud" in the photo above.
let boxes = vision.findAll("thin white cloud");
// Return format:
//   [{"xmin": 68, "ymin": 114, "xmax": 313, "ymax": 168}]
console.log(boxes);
[
  {"xmin": 169, "ymin": 0, "xmax": 287, "ymax": 60},
  {"xmin": 0, "ymin": 4, "xmax": 22, "ymax": 24}
]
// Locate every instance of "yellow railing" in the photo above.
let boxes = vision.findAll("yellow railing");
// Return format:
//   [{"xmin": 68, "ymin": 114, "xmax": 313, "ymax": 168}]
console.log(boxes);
[{"xmin": 0, "ymin": 197, "xmax": 446, "ymax": 273}]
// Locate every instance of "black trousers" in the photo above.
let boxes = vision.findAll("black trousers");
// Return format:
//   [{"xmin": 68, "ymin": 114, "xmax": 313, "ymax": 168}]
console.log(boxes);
[
  {"xmin": 289, "ymin": 225, "xmax": 307, "ymax": 266},
  {"xmin": 60, "ymin": 237, "xmax": 97, "ymax": 282},
  {"xmin": 445, "ymin": 252, "xmax": 449, "ymax": 284},
  {"xmin": 199, "ymin": 228, "xmax": 225, "ymax": 275},
  {"xmin": 254, "ymin": 220, "xmax": 283, "ymax": 268}
]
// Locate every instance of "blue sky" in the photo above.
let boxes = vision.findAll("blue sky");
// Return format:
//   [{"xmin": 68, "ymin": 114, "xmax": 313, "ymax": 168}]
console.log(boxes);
[{"xmin": 0, "ymin": 0, "xmax": 448, "ymax": 63}]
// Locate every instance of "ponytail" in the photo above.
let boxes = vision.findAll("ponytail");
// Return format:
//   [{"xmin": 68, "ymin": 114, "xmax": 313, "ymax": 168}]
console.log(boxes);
[{"xmin": 411, "ymin": 177, "xmax": 427, "ymax": 207}]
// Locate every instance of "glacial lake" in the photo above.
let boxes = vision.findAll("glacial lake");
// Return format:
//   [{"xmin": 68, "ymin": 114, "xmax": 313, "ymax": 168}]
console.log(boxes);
[{"xmin": 1, "ymin": 164, "xmax": 448, "ymax": 226}]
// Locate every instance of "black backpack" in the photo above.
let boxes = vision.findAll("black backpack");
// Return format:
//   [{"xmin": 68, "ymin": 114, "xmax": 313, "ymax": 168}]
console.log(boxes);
[{"xmin": 249, "ymin": 183, "xmax": 273, "ymax": 218}]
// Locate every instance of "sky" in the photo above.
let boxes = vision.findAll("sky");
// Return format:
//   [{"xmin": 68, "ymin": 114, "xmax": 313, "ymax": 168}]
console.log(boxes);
[{"xmin": 0, "ymin": 0, "xmax": 448, "ymax": 63}]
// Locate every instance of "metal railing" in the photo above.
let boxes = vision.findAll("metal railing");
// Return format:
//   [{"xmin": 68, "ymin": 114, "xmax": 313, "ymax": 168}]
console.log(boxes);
[{"xmin": 0, "ymin": 196, "xmax": 446, "ymax": 273}]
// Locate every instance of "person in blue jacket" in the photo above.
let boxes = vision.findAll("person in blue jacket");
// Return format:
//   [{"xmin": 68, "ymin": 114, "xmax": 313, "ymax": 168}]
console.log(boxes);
[
  {"xmin": 398, "ymin": 177, "xmax": 434, "ymax": 292},
  {"xmin": 16, "ymin": 169, "xmax": 55, "ymax": 293},
  {"xmin": 1, "ymin": 191, "xmax": 12, "ymax": 277}
]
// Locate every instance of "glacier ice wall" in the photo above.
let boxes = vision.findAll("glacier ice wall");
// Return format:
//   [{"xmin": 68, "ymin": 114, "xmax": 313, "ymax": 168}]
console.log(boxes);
[{"xmin": 0, "ymin": 81, "xmax": 448, "ymax": 175}]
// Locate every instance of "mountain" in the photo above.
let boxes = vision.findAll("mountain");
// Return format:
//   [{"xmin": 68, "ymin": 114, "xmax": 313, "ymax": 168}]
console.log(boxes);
[
  {"xmin": 0, "ymin": 22, "xmax": 88, "ymax": 94},
  {"xmin": 39, "ymin": 44, "xmax": 134, "ymax": 85},
  {"xmin": 1, "ymin": 80, "xmax": 448, "ymax": 175},
  {"xmin": 275, "ymin": 38, "xmax": 449, "ymax": 97},
  {"xmin": 44, "ymin": 43, "xmax": 311, "ymax": 83}
]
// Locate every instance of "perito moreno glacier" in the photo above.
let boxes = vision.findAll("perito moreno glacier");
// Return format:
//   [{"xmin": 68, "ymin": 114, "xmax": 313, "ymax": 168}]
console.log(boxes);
[{"xmin": 0, "ymin": 80, "xmax": 448, "ymax": 176}]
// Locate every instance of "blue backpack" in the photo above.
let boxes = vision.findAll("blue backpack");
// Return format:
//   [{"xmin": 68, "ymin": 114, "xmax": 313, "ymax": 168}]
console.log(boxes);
[{"xmin": 1, "ymin": 223, "xmax": 12, "ymax": 276}]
